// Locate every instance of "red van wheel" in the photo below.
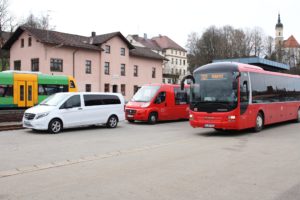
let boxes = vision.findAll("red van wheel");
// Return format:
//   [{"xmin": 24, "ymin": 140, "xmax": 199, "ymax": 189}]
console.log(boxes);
[{"xmin": 148, "ymin": 112, "xmax": 157, "ymax": 124}]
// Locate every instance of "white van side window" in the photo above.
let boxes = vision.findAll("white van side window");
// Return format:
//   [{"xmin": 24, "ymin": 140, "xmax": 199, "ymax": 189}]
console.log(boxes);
[
  {"xmin": 84, "ymin": 94, "xmax": 121, "ymax": 106},
  {"xmin": 60, "ymin": 95, "xmax": 81, "ymax": 109}
]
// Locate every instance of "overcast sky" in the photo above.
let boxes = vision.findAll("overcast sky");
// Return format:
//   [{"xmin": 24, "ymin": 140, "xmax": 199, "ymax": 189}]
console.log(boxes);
[{"xmin": 8, "ymin": 0, "xmax": 300, "ymax": 48}]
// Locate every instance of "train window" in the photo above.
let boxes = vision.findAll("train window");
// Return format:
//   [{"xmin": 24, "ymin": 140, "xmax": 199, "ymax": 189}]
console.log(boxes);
[
  {"xmin": 38, "ymin": 85, "xmax": 68, "ymax": 95},
  {"xmin": 0, "ymin": 85, "xmax": 13, "ymax": 97},
  {"xmin": 20, "ymin": 85, "xmax": 24, "ymax": 101},
  {"xmin": 28, "ymin": 86, "xmax": 32, "ymax": 101},
  {"xmin": 70, "ymin": 80, "xmax": 75, "ymax": 88}
]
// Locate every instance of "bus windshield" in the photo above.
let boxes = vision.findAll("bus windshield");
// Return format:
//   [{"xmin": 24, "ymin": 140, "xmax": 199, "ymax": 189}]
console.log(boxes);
[
  {"xmin": 191, "ymin": 72, "xmax": 238, "ymax": 112},
  {"xmin": 131, "ymin": 85, "xmax": 160, "ymax": 102}
]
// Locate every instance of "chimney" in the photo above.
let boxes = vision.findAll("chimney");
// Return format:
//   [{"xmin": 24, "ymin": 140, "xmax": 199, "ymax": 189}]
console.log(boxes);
[
  {"xmin": 91, "ymin": 32, "xmax": 96, "ymax": 37},
  {"xmin": 144, "ymin": 33, "xmax": 147, "ymax": 39}
]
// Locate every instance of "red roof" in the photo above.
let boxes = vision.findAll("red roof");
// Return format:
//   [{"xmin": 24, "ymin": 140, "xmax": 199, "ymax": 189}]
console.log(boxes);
[
  {"xmin": 152, "ymin": 35, "xmax": 186, "ymax": 52},
  {"xmin": 284, "ymin": 35, "xmax": 300, "ymax": 48}
]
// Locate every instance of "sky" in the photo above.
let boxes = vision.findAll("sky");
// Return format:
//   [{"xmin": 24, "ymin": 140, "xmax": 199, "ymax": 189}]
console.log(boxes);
[{"xmin": 8, "ymin": 0, "xmax": 300, "ymax": 48}]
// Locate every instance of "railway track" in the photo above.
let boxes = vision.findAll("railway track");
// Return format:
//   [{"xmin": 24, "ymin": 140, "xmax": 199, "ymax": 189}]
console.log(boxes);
[{"xmin": 0, "ymin": 109, "xmax": 25, "ymax": 131}]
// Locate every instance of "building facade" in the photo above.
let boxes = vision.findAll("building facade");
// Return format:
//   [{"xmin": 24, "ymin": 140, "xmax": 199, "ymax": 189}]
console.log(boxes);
[
  {"xmin": 3, "ymin": 26, "xmax": 165, "ymax": 100},
  {"xmin": 127, "ymin": 34, "xmax": 188, "ymax": 84}
]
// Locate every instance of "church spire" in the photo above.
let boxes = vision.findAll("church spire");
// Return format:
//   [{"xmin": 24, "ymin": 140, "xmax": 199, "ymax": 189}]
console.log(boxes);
[{"xmin": 276, "ymin": 13, "xmax": 283, "ymax": 28}]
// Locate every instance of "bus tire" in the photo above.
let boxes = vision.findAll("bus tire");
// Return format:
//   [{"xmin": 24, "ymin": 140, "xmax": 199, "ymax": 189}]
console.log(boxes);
[
  {"xmin": 48, "ymin": 118, "xmax": 63, "ymax": 134},
  {"xmin": 106, "ymin": 115, "xmax": 118, "ymax": 128},
  {"xmin": 254, "ymin": 112, "xmax": 264, "ymax": 132},
  {"xmin": 297, "ymin": 108, "xmax": 300, "ymax": 123},
  {"xmin": 148, "ymin": 112, "xmax": 158, "ymax": 124}
]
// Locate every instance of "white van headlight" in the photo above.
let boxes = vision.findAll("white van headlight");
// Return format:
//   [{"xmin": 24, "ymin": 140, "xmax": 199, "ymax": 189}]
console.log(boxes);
[
  {"xmin": 36, "ymin": 112, "xmax": 49, "ymax": 120},
  {"xmin": 141, "ymin": 102, "xmax": 150, "ymax": 108}
]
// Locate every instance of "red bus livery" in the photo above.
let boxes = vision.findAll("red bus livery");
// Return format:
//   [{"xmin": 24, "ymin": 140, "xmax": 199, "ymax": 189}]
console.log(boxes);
[
  {"xmin": 125, "ymin": 84, "xmax": 189, "ymax": 124},
  {"xmin": 181, "ymin": 62, "xmax": 300, "ymax": 132}
]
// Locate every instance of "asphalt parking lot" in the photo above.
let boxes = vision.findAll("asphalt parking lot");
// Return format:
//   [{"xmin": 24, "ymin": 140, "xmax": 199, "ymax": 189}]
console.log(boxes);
[{"xmin": 0, "ymin": 120, "xmax": 299, "ymax": 200}]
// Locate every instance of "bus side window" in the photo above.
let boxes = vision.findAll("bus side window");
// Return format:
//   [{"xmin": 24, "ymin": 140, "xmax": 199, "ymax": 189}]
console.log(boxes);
[{"xmin": 241, "ymin": 81, "xmax": 249, "ymax": 103}]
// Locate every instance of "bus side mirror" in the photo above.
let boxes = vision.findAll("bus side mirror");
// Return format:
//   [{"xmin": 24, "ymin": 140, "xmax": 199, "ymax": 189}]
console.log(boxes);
[{"xmin": 181, "ymin": 75, "xmax": 195, "ymax": 90}]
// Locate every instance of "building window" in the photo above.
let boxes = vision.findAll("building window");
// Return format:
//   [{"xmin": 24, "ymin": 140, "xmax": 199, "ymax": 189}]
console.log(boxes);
[
  {"xmin": 180, "ymin": 59, "xmax": 182, "ymax": 65},
  {"xmin": 120, "ymin": 48, "xmax": 125, "ymax": 56},
  {"xmin": 134, "ymin": 65, "xmax": 138, "ymax": 77},
  {"xmin": 176, "ymin": 59, "xmax": 178, "ymax": 65},
  {"xmin": 85, "ymin": 84, "xmax": 91, "ymax": 92},
  {"xmin": 183, "ymin": 69, "xmax": 186, "ymax": 75},
  {"xmin": 21, "ymin": 39, "xmax": 24, "ymax": 48},
  {"xmin": 134, "ymin": 85, "xmax": 139, "ymax": 94},
  {"xmin": 31, "ymin": 58, "xmax": 39, "ymax": 71},
  {"xmin": 105, "ymin": 45, "xmax": 110, "ymax": 53},
  {"xmin": 171, "ymin": 58, "xmax": 174, "ymax": 64},
  {"xmin": 104, "ymin": 62, "xmax": 110, "ymax": 75},
  {"xmin": 104, "ymin": 83, "xmax": 110, "ymax": 92},
  {"xmin": 50, "ymin": 58, "xmax": 63, "ymax": 72},
  {"xmin": 14, "ymin": 60, "xmax": 21, "ymax": 70},
  {"xmin": 85, "ymin": 60, "xmax": 92, "ymax": 74},
  {"xmin": 121, "ymin": 84, "xmax": 126, "ymax": 96},
  {"xmin": 121, "ymin": 64, "xmax": 125, "ymax": 76},
  {"xmin": 183, "ymin": 60, "xmax": 186, "ymax": 65},
  {"xmin": 28, "ymin": 37, "xmax": 32, "ymax": 47},
  {"xmin": 152, "ymin": 67, "xmax": 156, "ymax": 78}
]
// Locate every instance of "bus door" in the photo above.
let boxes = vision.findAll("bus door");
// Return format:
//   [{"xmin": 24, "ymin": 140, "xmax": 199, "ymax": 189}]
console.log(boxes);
[{"xmin": 14, "ymin": 74, "xmax": 37, "ymax": 107}]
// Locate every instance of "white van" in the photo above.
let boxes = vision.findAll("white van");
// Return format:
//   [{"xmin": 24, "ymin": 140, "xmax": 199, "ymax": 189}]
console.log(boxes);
[{"xmin": 22, "ymin": 92, "xmax": 125, "ymax": 133}]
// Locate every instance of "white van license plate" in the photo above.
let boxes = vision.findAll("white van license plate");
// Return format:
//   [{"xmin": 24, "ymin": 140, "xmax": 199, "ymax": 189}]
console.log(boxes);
[
  {"xmin": 204, "ymin": 124, "xmax": 215, "ymax": 128},
  {"xmin": 24, "ymin": 121, "xmax": 31, "ymax": 126}
]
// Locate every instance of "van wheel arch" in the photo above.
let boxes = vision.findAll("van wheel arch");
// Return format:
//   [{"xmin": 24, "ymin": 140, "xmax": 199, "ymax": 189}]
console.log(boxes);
[
  {"xmin": 148, "ymin": 112, "xmax": 158, "ymax": 124},
  {"xmin": 254, "ymin": 111, "xmax": 264, "ymax": 132},
  {"xmin": 48, "ymin": 118, "xmax": 63, "ymax": 134},
  {"xmin": 106, "ymin": 115, "xmax": 118, "ymax": 128}
]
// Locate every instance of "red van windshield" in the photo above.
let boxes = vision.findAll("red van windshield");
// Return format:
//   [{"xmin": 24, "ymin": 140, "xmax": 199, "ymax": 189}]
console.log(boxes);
[{"xmin": 131, "ymin": 85, "xmax": 160, "ymax": 102}]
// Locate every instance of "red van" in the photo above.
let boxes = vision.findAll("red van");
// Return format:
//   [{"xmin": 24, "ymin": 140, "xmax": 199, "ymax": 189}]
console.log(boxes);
[{"xmin": 125, "ymin": 84, "xmax": 189, "ymax": 124}]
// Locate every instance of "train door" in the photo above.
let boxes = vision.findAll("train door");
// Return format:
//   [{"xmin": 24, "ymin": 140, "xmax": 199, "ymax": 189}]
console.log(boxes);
[{"xmin": 14, "ymin": 74, "xmax": 38, "ymax": 107}]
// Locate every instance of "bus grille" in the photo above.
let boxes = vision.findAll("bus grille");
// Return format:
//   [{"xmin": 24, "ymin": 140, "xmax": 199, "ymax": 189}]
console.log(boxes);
[{"xmin": 24, "ymin": 113, "xmax": 36, "ymax": 120}]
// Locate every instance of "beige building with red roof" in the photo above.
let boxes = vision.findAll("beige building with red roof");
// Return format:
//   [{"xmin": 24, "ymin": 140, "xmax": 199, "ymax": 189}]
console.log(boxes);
[
  {"xmin": 275, "ymin": 14, "xmax": 300, "ymax": 67},
  {"xmin": 127, "ymin": 34, "xmax": 188, "ymax": 84}
]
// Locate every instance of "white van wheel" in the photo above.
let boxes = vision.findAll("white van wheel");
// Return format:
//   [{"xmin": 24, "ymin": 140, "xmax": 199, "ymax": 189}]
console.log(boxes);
[
  {"xmin": 107, "ymin": 115, "xmax": 118, "ymax": 128},
  {"xmin": 48, "ymin": 119, "xmax": 62, "ymax": 134}
]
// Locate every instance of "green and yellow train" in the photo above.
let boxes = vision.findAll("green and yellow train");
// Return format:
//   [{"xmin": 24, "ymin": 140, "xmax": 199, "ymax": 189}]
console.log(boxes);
[{"xmin": 0, "ymin": 71, "xmax": 77, "ymax": 108}]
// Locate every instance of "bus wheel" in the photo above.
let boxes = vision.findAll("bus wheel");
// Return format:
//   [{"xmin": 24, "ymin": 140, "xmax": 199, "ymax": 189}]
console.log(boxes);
[
  {"xmin": 107, "ymin": 115, "xmax": 118, "ymax": 128},
  {"xmin": 48, "ymin": 119, "xmax": 63, "ymax": 134},
  {"xmin": 148, "ymin": 112, "xmax": 157, "ymax": 124},
  {"xmin": 297, "ymin": 109, "xmax": 300, "ymax": 123},
  {"xmin": 254, "ymin": 113, "xmax": 264, "ymax": 132}
]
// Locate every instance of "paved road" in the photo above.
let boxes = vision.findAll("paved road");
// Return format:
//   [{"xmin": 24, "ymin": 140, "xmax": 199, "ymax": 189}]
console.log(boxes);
[{"xmin": 0, "ymin": 120, "xmax": 300, "ymax": 200}]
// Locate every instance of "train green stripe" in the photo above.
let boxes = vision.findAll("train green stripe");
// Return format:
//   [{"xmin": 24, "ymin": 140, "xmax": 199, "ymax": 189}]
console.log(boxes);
[
  {"xmin": 38, "ymin": 74, "xmax": 68, "ymax": 85},
  {"xmin": 0, "ymin": 73, "xmax": 13, "ymax": 84}
]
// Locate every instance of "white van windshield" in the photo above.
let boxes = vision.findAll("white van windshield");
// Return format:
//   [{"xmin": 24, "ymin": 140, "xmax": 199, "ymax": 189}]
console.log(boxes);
[
  {"xmin": 40, "ymin": 93, "xmax": 69, "ymax": 106},
  {"xmin": 131, "ymin": 85, "xmax": 160, "ymax": 102}
]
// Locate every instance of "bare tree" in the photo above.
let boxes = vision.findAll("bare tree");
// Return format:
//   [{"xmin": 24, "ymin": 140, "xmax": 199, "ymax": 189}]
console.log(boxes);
[{"xmin": 22, "ymin": 12, "xmax": 54, "ymax": 30}]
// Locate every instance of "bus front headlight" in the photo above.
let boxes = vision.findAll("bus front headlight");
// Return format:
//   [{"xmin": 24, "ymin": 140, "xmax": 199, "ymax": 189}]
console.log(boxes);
[{"xmin": 228, "ymin": 115, "xmax": 236, "ymax": 120}]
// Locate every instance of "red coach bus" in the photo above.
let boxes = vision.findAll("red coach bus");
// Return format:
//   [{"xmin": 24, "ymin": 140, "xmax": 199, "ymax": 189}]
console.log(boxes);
[{"xmin": 181, "ymin": 62, "xmax": 300, "ymax": 132}]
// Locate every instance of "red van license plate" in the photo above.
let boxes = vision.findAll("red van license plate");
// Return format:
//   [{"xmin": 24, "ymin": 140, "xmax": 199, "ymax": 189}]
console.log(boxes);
[{"xmin": 204, "ymin": 124, "xmax": 215, "ymax": 128}]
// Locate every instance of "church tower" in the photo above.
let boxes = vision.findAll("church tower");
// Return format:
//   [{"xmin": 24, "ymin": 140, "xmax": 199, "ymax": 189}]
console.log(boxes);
[{"xmin": 275, "ymin": 14, "xmax": 284, "ymax": 46}]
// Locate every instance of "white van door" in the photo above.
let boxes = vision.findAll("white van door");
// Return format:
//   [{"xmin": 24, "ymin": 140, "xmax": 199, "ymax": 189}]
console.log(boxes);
[{"xmin": 59, "ymin": 95, "xmax": 84, "ymax": 127}]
